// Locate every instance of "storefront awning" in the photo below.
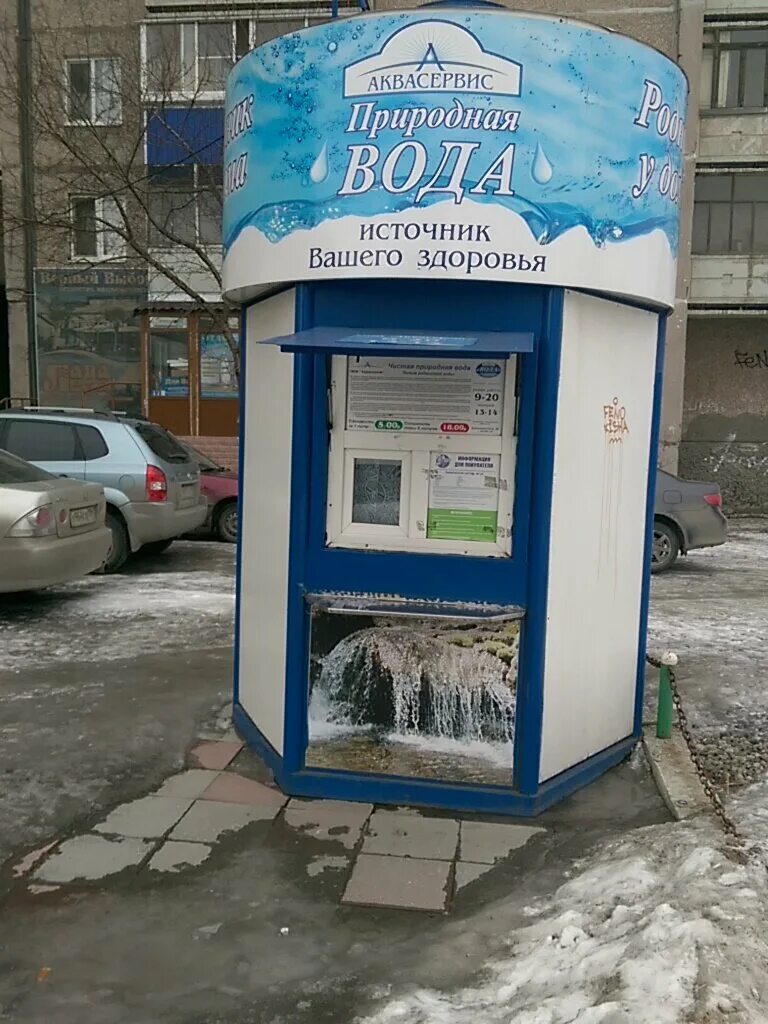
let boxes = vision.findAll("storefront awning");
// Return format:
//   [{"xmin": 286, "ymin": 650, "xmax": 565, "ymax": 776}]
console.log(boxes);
[{"xmin": 259, "ymin": 326, "xmax": 534, "ymax": 358}]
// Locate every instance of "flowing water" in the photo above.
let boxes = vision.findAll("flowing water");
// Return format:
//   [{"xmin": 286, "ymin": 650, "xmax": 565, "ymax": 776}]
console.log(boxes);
[{"xmin": 307, "ymin": 622, "xmax": 518, "ymax": 784}]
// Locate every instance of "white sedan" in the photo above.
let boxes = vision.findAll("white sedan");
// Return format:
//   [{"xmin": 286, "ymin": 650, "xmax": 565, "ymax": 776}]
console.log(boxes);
[{"xmin": 0, "ymin": 448, "xmax": 110, "ymax": 593}]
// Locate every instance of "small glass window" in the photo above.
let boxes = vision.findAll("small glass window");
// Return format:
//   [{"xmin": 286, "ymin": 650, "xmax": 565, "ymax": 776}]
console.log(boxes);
[
  {"xmin": 0, "ymin": 448, "xmax": 54, "ymax": 484},
  {"xmin": 4, "ymin": 420, "xmax": 78, "ymax": 462},
  {"xmin": 77, "ymin": 425, "xmax": 108, "ymax": 460},
  {"xmin": 351, "ymin": 458, "xmax": 402, "ymax": 526}
]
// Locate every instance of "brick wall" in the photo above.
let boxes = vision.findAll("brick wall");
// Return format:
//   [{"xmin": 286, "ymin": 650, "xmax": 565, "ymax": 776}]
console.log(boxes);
[{"xmin": 181, "ymin": 435, "xmax": 239, "ymax": 471}]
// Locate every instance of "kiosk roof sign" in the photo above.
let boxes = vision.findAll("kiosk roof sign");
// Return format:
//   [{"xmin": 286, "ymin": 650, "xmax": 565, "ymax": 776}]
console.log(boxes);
[{"xmin": 343, "ymin": 20, "xmax": 523, "ymax": 97}]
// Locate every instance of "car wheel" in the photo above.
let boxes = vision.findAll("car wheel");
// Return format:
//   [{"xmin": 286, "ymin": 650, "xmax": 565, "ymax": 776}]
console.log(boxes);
[
  {"xmin": 214, "ymin": 500, "xmax": 238, "ymax": 544},
  {"xmin": 97, "ymin": 511, "xmax": 129, "ymax": 574},
  {"xmin": 141, "ymin": 539, "xmax": 174, "ymax": 556},
  {"xmin": 651, "ymin": 520, "xmax": 679, "ymax": 573}
]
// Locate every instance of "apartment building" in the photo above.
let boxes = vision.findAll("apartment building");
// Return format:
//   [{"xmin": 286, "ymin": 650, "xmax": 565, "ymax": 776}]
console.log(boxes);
[{"xmin": 0, "ymin": 0, "xmax": 765, "ymax": 507}]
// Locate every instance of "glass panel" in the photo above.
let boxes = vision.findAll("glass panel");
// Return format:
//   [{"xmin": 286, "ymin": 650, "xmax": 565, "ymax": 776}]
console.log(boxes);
[
  {"xmin": 200, "ymin": 323, "xmax": 237, "ymax": 398},
  {"xmin": 695, "ymin": 174, "xmax": 732, "ymax": 202},
  {"xmin": 305, "ymin": 607, "xmax": 518, "ymax": 784},
  {"xmin": 67, "ymin": 60, "xmax": 90, "ymax": 121},
  {"xmin": 148, "ymin": 180, "xmax": 197, "ymax": 247},
  {"xmin": 753, "ymin": 203, "xmax": 768, "ymax": 252},
  {"xmin": 77, "ymin": 425, "xmax": 109, "ymax": 460},
  {"xmin": 700, "ymin": 48, "xmax": 714, "ymax": 108},
  {"xmin": 146, "ymin": 23, "xmax": 180, "ymax": 92},
  {"xmin": 92, "ymin": 58, "xmax": 121, "ymax": 124},
  {"xmin": 691, "ymin": 203, "xmax": 710, "ymax": 253},
  {"xmin": 351, "ymin": 458, "xmax": 401, "ymax": 525},
  {"xmin": 734, "ymin": 173, "xmax": 768, "ymax": 201},
  {"xmin": 730, "ymin": 29, "xmax": 768, "ymax": 43},
  {"xmin": 198, "ymin": 187, "xmax": 222, "ymax": 245},
  {"xmin": 4, "ymin": 420, "xmax": 78, "ymax": 461},
  {"xmin": 134, "ymin": 422, "xmax": 190, "ymax": 461},
  {"xmin": 743, "ymin": 47, "xmax": 767, "ymax": 106},
  {"xmin": 100, "ymin": 197, "xmax": 124, "ymax": 256},
  {"xmin": 72, "ymin": 197, "xmax": 97, "ymax": 256},
  {"xmin": 723, "ymin": 49, "xmax": 742, "ymax": 107},
  {"xmin": 709, "ymin": 204, "xmax": 732, "ymax": 251},
  {"xmin": 731, "ymin": 203, "xmax": 753, "ymax": 252},
  {"xmin": 235, "ymin": 19, "xmax": 250, "ymax": 58},
  {"xmin": 198, "ymin": 22, "xmax": 231, "ymax": 90},
  {"xmin": 150, "ymin": 330, "xmax": 189, "ymax": 397},
  {"xmin": 180, "ymin": 23, "xmax": 196, "ymax": 92}
]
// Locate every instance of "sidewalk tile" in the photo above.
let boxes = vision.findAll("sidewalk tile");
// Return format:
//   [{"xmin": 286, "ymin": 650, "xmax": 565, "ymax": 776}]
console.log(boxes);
[
  {"xmin": 34, "ymin": 835, "xmax": 153, "ymax": 883},
  {"xmin": 200, "ymin": 773, "xmax": 286, "ymax": 808},
  {"xmin": 362, "ymin": 811, "xmax": 459, "ymax": 861},
  {"xmin": 455, "ymin": 862, "xmax": 493, "ymax": 890},
  {"xmin": 342, "ymin": 854, "xmax": 451, "ymax": 912},
  {"xmin": 284, "ymin": 798, "xmax": 372, "ymax": 849},
  {"xmin": 155, "ymin": 770, "xmax": 221, "ymax": 799},
  {"xmin": 459, "ymin": 822, "xmax": 544, "ymax": 865},
  {"xmin": 169, "ymin": 800, "xmax": 278, "ymax": 843},
  {"xmin": 95, "ymin": 796, "xmax": 193, "ymax": 839},
  {"xmin": 149, "ymin": 841, "xmax": 212, "ymax": 873},
  {"xmin": 189, "ymin": 740, "xmax": 243, "ymax": 771}
]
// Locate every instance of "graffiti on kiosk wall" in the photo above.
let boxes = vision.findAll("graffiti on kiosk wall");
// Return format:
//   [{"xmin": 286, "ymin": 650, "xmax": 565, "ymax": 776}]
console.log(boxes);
[
  {"xmin": 222, "ymin": 12, "xmax": 687, "ymax": 306},
  {"xmin": 604, "ymin": 397, "xmax": 630, "ymax": 444},
  {"xmin": 35, "ymin": 268, "xmax": 148, "ymax": 415}
]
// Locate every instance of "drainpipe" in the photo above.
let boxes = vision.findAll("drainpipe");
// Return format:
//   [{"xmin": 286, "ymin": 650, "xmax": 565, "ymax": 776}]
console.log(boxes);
[{"xmin": 17, "ymin": 0, "xmax": 38, "ymax": 400}]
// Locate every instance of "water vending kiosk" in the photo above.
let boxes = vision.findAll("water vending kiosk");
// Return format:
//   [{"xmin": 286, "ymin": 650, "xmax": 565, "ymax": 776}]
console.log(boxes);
[{"xmin": 223, "ymin": 6, "xmax": 688, "ymax": 814}]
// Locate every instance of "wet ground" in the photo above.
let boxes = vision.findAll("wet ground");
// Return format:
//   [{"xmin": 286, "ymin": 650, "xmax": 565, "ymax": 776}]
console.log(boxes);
[
  {"xmin": 646, "ymin": 518, "xmax": 768, "ymax": 786},
  {"xmin": 0, "ymin": 527, "xmax": 764, "ymax": 1023}
]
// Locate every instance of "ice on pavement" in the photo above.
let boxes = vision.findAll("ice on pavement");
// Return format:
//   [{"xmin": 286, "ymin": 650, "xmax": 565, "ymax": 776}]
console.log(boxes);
[{"xmin": 360, "ymin": 784, "xmax": 768, "ymax": 1024}]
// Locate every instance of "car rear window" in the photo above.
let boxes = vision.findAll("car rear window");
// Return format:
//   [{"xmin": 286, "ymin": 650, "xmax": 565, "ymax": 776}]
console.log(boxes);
[
  {"xmin": 77, "ymin": 424, "xmax": 109, "ymax": 460},
  {"xmin": 133, "ymin": 423, "xmax": 190, "ymax": 463},
  {"xmin": 0, "ymin": 448, "xmax": 54, "ymax": 484}
]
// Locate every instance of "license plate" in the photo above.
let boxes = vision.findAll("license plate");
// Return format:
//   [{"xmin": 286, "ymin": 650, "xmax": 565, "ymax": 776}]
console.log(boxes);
[
  {"xmin": 178, "ymin": 483, "xmax": 196, "ymax": 508},
  {"xmin": 70, "ymin": 504, "xmax": 97, "ymax": 528}
]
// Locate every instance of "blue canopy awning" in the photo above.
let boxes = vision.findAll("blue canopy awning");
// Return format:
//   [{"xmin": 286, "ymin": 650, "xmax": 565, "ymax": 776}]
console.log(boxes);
[
  {"xmin": 258, "ymin": 326, "xmax": 534, "ymax": 358},
  {"xmin": 146, "ymin": 106, "xmax": 223, "ymax": 167}
]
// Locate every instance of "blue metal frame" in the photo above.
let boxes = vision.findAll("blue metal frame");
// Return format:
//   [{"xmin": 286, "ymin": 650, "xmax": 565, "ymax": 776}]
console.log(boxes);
[
  {"xmin": 633, "ymin": 313, "xmax": 668, "ymax": 737},
  {"xmin": 232, "ymin": 283, "xmax": 665, "ymax": 815}
]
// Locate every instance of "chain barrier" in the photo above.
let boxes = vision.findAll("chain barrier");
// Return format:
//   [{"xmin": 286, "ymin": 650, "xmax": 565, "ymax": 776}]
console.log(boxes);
[{"xmin": 646, "ymin": 653, "xmax": 742, "ymax": 844}]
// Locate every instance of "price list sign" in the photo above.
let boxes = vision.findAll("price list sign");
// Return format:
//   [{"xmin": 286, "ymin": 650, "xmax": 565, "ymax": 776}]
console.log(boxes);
[{"xmin": 345, "ymin": 357, "xmax": 505, "ymax": 435}]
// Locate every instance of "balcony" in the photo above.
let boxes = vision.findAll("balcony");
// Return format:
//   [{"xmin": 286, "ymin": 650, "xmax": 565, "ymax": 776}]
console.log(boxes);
[
  {"xmin": 699, "ymin": 111, "xmax": 768, "ymax": 162},
  {"xmin": 690, "ymin": 253, "xmax": 768, "ymax": 305}
]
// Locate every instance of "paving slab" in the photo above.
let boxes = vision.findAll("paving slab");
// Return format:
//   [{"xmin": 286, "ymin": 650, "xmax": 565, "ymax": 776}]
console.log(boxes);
[
  {"xmin": 362, "ymin": 811, "xmax": 460, "ymax": 861},
  {"xmin": 189, "ymin": 740, "xmax": 243, "ymax": 771},
  {"xmin": 283, "ymin": 798, "xmax": 373, "ymax": 849},
  {"xmin": 148, "ymin": 841, "xmax": 212, "ymax": 873},
  {"xmin": 459, "ymin": 821, "xmax": 544, "ymax": 865},
  {"xmin": 200, "ymin": 772, "xmax": 287, "ymax": 807},
  {"xmin": 94, "ymin": 796, "xmax": 194, "ymax": 839},
  {"xmin": 169, "ymin": 800, "xmax": 279, "ymax": 843},
  {"xmin": 155, "ymin": 770, "xmax": 222, "ymax": 799},
  {"xmin": 34, "ymin": 835, "xmax": 153, "ymax": 883},
  {"xmin": 455, "ymin": 861, "xmax": 493, "ymax": 890},
  {"xmin": 342, "ymin": 853, "xmax": 451, "ymax": 912}
]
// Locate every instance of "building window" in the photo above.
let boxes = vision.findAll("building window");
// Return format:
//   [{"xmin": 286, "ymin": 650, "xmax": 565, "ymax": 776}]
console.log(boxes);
[
  {"xmin": 144, "ymin": 20, "xmax": 251, "ymax": 96},
  {"xmin": 692, "ymin": 172, "xmax": 768, "ymax": 254},
  {"xmin": 71, "ymin": 196, "xmax": 125, "ymax": 258},
  {"xmin": 701, "ymin": 27, "xmax": 768, "ymax": 110},
  {"xmin": 66, "ymin": 58, "xmax": 122, "ymax": 125},
  {"xmin": 147, "ymin": 165, "xmax": 222, "ymax": 247}
]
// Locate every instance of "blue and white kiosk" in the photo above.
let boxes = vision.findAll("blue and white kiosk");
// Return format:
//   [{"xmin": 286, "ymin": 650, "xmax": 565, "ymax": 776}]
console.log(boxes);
[{"xmin": 223, "ymin": 6, "xmax": 688, "ymax": 815}]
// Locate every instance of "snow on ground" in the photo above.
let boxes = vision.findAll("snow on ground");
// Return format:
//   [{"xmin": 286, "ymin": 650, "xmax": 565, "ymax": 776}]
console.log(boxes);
[
  {"xmin": 0, "ymin": 542, "xmax": 235, "ymax": 673},
  {"xmin": 361, "ymin": 786, "xmax": 768, "ymax": 1024}
]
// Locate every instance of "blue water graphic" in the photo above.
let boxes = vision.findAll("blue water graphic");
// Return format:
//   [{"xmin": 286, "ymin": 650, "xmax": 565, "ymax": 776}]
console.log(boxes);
[{"xmin": 223, "ymin": 12, "xmax": 687, "ymax": 257}]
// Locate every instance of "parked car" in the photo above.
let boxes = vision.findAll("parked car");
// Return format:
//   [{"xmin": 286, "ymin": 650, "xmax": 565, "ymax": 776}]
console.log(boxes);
[
  {"xmin": 653, "ymin": 469, "xmax": 727, "ymax": 573},
  {"xmin": 180, "ymin": 441, "xmax": 238, "ymax": 543},
  {"xmin": 0, "ymin": 409, "xmax": 207, "ymax": 572},
  {"xmin": 0, "ymin": 447, "xmax": 110, "ymax": 593}
]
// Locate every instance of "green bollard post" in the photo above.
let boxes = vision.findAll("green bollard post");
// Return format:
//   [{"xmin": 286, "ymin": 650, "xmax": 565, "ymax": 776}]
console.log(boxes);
[{"xmin": 656, "ymin": 665, "xmax": 673, "ymax": 739}]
